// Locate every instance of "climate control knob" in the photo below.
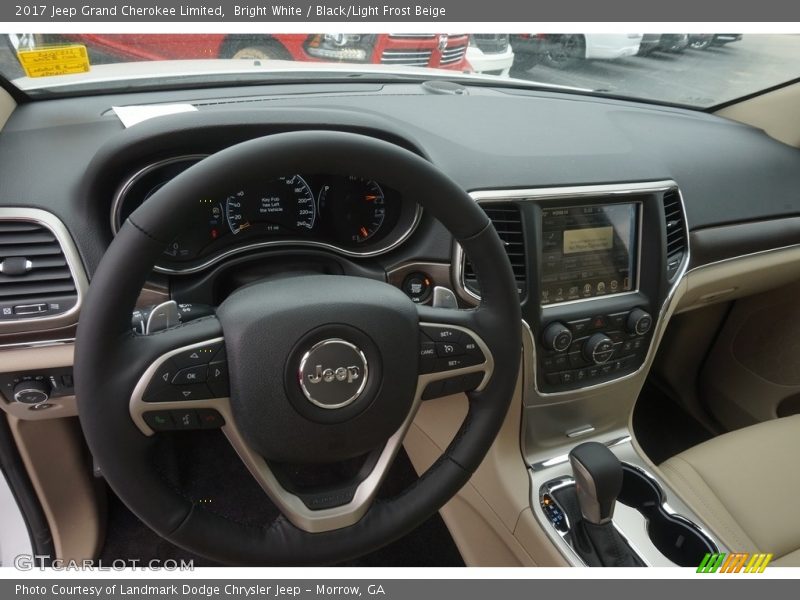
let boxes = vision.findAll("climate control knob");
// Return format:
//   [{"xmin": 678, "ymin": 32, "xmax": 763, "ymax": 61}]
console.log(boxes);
[
  {"xmin": 627, "ymin": 308, "xmax": 653, "ymax": 336},
  {"xmin": 13, "ymin": 380, "xmax": 51, "ymax": 404},
  {"xmin": 583, "ymin": 334, "xmax": 615, "ymax": 365},
  {"xmin": 542, "ymin": 322, "xmax": 573, "ymax": 353}
]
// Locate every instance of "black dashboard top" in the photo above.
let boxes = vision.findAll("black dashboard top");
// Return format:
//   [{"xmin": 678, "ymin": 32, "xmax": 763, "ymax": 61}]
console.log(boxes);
[{"xmin": 1, "ymin": 81, "xmax": 799, "ymax": 275}]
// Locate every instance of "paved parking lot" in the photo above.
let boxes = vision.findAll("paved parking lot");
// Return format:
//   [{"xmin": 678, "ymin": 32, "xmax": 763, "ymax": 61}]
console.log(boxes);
[
  {"xmin": 511, "ymin": 34, "xmax": 800, "ymax": 107},
  {"xmin": 1, "ymin": 34, "xmax": 797, "ymax": 108}
]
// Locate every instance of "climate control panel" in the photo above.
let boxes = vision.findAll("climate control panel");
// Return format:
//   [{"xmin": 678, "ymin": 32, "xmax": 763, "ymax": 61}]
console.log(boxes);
[{"xmin": 537, "ymin": 308, "xmax": 653, "ymax": 392}]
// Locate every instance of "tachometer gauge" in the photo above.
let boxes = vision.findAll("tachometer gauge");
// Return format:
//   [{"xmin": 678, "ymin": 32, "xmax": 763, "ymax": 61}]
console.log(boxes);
[
  {"xmin": 225, "ymin": 175, "xmax": 316, "ymax": 236},
  {"xmin": 318, "ymin": 177, "xmax": 386, "ymax": 244}
]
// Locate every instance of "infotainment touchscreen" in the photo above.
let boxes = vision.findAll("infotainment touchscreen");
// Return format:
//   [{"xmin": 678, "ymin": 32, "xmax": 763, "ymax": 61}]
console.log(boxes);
[{"xmin": 540, "ymin": 203, "xmax": 638, "ymax": 305}]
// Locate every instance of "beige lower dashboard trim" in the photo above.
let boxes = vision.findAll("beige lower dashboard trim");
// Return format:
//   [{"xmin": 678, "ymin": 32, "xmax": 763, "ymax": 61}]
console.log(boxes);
[
  {"xmin": 0, "ymin": 86, "xmax": 14, "ymax": 132},
  {"xmin": 6, "ymin": 414, "xmax": 103, "ymax": 561}
]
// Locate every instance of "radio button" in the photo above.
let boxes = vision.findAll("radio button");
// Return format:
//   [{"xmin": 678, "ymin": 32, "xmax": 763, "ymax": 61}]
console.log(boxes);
[
  {"xmin": 627, "ymin": 308, "xmax": 653, "ymax": 336},
  {"xmin": 542, "ymin": 322, "xmax": 572, "ymax": 352}
]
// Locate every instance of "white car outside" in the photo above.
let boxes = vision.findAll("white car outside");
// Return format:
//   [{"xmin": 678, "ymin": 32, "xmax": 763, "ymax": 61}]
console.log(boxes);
[
  {"xmin": 466, "ymin": 34, "xmax": 514, "ymax": 76},
  {"xmin": 584, "ymin": 34, "xmax": 643, "ymax": 60}
]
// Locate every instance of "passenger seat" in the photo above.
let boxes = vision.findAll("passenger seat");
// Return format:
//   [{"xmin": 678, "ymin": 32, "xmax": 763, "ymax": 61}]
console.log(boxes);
[{"xmin": 659, "ymin": 414, "xmax": 800, "ymax": 566}]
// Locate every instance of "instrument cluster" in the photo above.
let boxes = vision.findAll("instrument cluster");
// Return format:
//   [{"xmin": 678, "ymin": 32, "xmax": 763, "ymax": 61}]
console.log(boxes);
[{"xmin": 112, "ymin": 156, "xmax": 421, "ymax": 273}]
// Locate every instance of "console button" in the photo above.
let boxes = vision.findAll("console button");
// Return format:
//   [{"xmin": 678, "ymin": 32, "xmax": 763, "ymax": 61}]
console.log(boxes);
[
  {"xmin": 589, "ymin": 315, "xmax": 608, "ymax": 330},
  {"xmin": 542, "ymin": 322, "xmax": 572, "ymax": 352},
  {"xmin": 172, "ymin": 342, "xmax": 224, "ymax": 369},
  {"xmin": 567, "ymin": 318, "xmax": 591, "ymax": 335},
  {"xmin": 575, "ymin": 369, "xmax": 587, "ymax": 382},
  {"xmin": 583, "ymin": 333, "xmax": 615, "ymax": 365},
  {"xmin": 568, "ymin": 352, "xmax": 588, "ymax": 368},
  {"xmin": 608, "ymin": 312, "xmax": 628, "ymax": 329},
  {"xmin": 171, "ymin": 365, "xmax": 208, "ymax": 385},
  {"xmin": 143, "ymin": 411, "xmax": 175, "ymax": 431},
  {"xmin": 627, "ymin": 308, "xmax": 653, "ymax": 336},
  {"xmin": 560, "ymin": 371, "xmax": 575, "ymax": 384},
  {"xmin": 588, "ymin": 367, "xmax": 601, "ymax": 378}
]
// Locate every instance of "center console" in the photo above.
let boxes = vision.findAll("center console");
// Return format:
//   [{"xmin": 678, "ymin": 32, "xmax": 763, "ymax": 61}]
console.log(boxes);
[{"xmin": 450, "ymin": 181, "xmax": 720, "ymax": 567}]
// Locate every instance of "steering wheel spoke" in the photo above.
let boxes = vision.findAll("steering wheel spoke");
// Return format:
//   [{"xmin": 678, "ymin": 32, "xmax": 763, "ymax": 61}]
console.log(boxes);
[
  {"xmin": 416, "ymin": 305, "xmax": 494, "ymax": 401},
  {"xmin": 129, "ymin": 326, "xmax": 230, "ymax": 435}
]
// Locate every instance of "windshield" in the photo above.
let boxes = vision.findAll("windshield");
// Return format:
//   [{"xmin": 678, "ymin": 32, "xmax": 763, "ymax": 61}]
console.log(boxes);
[{"xmin": 1, "ymin": 33, "xmax": 798, "ymax": 108}]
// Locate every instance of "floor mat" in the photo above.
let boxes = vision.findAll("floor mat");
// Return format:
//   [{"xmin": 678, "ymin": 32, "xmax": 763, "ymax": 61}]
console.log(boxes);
[
  {"xmin": 99, "ymin": 436, "xmax": 463, "ymax": 567},
  {"xmin": 632, "ymin": 382, "xmax": 715, "ymax": 465}
]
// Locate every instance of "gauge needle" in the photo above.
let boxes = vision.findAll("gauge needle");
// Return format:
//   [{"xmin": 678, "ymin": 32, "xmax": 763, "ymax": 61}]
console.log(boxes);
[
  {"xmin": 359, "ymin": 227, "xmax": 369, "ymax": 238},
  {"xmin": 364, "ymin": 195, "xmax": 377, "ymax": 201}
]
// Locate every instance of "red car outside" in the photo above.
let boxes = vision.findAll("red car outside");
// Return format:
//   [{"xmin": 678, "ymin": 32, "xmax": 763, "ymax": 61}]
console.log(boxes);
[{"xmin": 62, "ymin": 33, "xmax": 471, "ymax": 71}]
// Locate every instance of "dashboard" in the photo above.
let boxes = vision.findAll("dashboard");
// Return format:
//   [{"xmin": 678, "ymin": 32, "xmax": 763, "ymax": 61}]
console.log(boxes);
[{"xmin": 1, "ymin": 79, "xmax": 800, "ymax": 400}]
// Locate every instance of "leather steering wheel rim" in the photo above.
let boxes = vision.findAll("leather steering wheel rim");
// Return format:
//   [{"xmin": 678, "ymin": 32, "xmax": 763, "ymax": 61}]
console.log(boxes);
[{"xmin": 75, "ymin": 130, "xmax": 521, "ymax": 565}]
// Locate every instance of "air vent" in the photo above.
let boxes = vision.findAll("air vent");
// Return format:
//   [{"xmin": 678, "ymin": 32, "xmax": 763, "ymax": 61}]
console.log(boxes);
[
  {"xmin": 463, "ymin": 203, "xmax": 526, "ymax": 298},
  {"xmin": 662, "ymin": 189, "xmax": 687, "ymax": 280},
  {"xmin": 0, "ymin": 219, "xmax": 78, "ymax": 320}
]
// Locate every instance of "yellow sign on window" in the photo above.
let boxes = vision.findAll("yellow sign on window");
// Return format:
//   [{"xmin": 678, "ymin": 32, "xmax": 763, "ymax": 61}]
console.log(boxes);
[{"xmin": 16, "ymin": 45, "xmax": 90, "ymax": 78}]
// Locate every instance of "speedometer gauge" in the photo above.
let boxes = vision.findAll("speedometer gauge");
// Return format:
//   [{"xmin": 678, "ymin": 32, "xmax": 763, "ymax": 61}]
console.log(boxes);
[
  {"xmin": 225, "ymin": 175, "xmax": 316, "ymax": 235},
  {"xmin": 318, "ymin": 177, "xmax": 386, "ymax": 244}
]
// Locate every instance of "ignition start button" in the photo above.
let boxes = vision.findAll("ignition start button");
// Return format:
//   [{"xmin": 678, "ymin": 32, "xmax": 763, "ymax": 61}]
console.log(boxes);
[{"xmin": 401, "ymin": 272, "xmax": 433, "ymax": 303}]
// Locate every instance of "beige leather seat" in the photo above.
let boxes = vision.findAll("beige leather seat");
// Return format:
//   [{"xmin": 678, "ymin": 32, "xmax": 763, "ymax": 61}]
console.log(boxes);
[{"xmin": 660, "ymin": 414, "xmax": 800, "ymax": 566}]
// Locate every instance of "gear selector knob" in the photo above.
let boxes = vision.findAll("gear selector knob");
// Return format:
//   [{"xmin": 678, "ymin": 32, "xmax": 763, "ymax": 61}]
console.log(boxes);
[{"xmin": 568, "ymin": 441, "xmax": 623, "ymax": 525}]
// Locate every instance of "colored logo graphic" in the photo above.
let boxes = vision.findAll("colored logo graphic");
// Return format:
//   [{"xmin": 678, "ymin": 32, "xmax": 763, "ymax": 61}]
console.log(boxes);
[{"xmin": 697, "ymin": 552, "xmax": 773, "ymax": 573}]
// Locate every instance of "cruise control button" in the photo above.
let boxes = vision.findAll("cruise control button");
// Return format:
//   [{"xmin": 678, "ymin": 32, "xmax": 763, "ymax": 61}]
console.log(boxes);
[
  {"xmin": 171, "ymin": 409, "xmax": 199, "ymax": 430},
  {"xmin": 420, "ymin": 326, "xmax": 463, "ymax": 344},
  {"xmin": 171, "ymin": 365, "xmax": 208, "ymax": 385},
  {"xmin": 435, "ymin": 356, "xmax": 468, "ymax": 371},
  {"xmin": 197, "ymin": 409, "xmax": 225, "ymax": 429},
  {"xmin": 143, "ymin": 411, "xmax": 175, "ymax": 431},
  {"xmin": 419, "ymin": 341, "xmax": 437, "ymax": 373},
  {"xmin": 436, "ymin": 341, "xmax": 463, "ymax": 357},
  {"xmin": 172, "ymin": 341, "xmax": 223, "ymax": 369}
]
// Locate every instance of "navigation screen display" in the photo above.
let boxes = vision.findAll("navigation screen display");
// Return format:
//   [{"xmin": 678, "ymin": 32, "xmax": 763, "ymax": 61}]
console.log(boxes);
[{"xmin": 540, "ymin": 204, "xmax": 638, "ymax": 305}]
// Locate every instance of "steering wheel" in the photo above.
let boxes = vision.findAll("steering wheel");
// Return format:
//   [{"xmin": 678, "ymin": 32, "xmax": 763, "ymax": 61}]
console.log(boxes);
[{"xmin": 75, "ymin": 131, "xmax": 521, "ymax": 565}]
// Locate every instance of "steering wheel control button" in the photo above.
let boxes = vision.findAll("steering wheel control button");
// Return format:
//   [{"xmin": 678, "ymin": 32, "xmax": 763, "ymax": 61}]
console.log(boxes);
[
  {"xmin": 143, "ymin": 411, "xmax": 175, "ymax": 432},
  {"xmin": 197, "ymin": 409, "xmax": 225, "ymax": 429},
  {"xmin": 171, "ymin": 409, "xmax": 200, "ymax": 430},
  {"xmin": 419, "ymin": 341, "xmax": 437, "ymax": 373},
  {"xmin": 627, "ymin": 308, "xmax": 653, "ymax": 335},
  {"xmin": 172, "ymin": 341, "xmax": 224, "ymax": 369},
  {"xmin": 206, "ymin": 361, "xmax": 230, "ymax": 397},
  {"xmin": 174, "ymin": 384, "xmax": 214, "ymax": 401},
  {"xmin": 298, "ymin": 338, "xmax": 369, "ymax": 410},
  {"xmin": 542, "ymin": 322, "xmax": 572, "ymax": 352},
  {"xmin": 420, "ymin": 325, "xmax": 462, "ymax": 344},
  {"xmin": 436, "ymin": 341, "xmax": 463, "ymax": 357},
  {"xmin": 171, "ymin": 365, "xmax": 208, "ymax": 385},
  {"xmin": 401, "ymin": 272, "xmax": 432, "ymax": 303}
]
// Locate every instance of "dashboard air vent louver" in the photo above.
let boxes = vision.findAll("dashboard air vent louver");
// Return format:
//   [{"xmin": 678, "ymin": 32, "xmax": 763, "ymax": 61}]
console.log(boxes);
[
  {"xmin": 463, "ymin": 203, "xmax": 526, "ymax": 298},
  {"xmin": 0, "ymin": 220, "xmax": 78, "ymax": 320},
  {"xmin": 662, "ymin": 189, "xmax": 687, "ymax": 280}
]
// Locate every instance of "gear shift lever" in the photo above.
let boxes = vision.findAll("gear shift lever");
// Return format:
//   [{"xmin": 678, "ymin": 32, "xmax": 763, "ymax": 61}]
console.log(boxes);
[{"xmin": 568, "ymin": 441, "xmax": 623, "ymax": 525}]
